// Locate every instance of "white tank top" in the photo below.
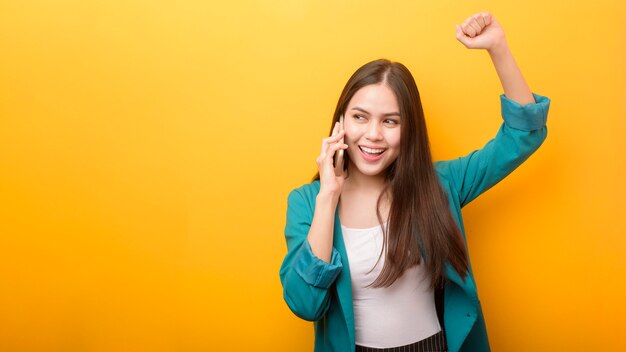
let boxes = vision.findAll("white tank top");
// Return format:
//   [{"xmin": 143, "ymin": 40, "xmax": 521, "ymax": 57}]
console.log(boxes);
[{"xmin": 341, "ymin": 223, "xmax": 442, "ymax": 348}]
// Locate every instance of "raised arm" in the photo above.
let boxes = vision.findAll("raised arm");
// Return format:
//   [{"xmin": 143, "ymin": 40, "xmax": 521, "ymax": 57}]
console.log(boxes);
[
  {"xmin": 436, "ymin": 12, "xmax": 551, "ymax": 208},
  {"xmin": 456, "ymin": 12, "xmax": 535, "ymax": 106}
]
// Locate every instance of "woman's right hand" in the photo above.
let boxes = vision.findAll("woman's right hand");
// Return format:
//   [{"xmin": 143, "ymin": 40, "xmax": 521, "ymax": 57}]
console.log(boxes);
[{"xmin": 316, "ymin": 121, "xmax": 348, "ymax": 198}]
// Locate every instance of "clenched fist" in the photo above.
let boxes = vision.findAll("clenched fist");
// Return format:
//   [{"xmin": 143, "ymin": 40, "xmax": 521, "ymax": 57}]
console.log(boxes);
[{"xmin": 456, "ymin": 12, "xmax": 507, "ymax": 53}]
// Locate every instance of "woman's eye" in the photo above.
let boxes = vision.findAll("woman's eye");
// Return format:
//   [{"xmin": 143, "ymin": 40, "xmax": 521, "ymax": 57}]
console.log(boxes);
[{"xmin": 352, "ymin": 114, "xmax": 398, "ymax": 125}]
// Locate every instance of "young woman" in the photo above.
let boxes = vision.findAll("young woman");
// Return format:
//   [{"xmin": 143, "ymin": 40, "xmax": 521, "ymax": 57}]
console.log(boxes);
[{"xmin": 279, "ymin": 12, "xmax": 550, "ymax": 352}]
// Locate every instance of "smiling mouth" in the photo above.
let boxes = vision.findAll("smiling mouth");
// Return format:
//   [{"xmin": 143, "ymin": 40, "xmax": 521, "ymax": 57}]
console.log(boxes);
[{"xmin": 359, "ymin": 146, "xmax": 387, "ymax": 156}]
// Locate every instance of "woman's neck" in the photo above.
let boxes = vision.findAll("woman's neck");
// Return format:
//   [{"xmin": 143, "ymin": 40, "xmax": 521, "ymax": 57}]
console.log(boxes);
[{"xmin": 343, "ymin": 166, "xmax": 387, "ymax": 195}]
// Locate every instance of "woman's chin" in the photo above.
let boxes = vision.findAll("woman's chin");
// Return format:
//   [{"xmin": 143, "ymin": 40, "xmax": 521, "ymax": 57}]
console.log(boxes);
[{"xmin": 352, "ymin": 163, "xmax": 388, "ymax": 177}]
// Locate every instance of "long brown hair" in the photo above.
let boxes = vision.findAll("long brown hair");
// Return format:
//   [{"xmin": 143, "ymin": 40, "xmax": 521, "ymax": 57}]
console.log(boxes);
[{"xmin": 313, "ymin": 59, "xmax": 469, "ymax": 290}]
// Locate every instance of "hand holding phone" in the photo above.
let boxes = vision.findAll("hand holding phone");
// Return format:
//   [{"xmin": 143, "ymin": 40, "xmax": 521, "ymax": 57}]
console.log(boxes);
[{"xmin": 316, "ymin": 115, "xmax": 347, "ymax": 197}]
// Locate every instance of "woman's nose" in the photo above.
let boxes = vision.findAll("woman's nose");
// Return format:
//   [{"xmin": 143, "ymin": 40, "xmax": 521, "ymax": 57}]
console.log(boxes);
[{"xmin": 366, "ymin": 122, "xmax": 383, "ymax": 140}]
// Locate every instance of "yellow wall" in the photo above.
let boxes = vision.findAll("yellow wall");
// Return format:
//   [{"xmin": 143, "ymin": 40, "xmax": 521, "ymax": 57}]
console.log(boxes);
[{"xmin": 1, "ymin": 0, "xmax": 624, "ymax": 351}]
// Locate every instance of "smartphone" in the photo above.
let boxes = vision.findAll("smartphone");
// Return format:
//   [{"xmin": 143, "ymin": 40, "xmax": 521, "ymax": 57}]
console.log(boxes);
[{"xmin": 333, "ymin": 114, "xmax": 345, "ymax": 176}]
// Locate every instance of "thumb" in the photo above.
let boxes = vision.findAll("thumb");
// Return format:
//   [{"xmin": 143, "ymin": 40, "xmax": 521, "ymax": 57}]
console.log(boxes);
[{"xmin": 455, "ymin": 24, "xmax": 471, "ymax": 47}]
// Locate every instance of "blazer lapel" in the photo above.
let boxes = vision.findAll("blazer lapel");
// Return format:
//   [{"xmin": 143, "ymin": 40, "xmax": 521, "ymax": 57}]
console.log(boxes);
[
  {"xmin": 332, "ymin": 206, "xmax": 356, "ymax": 347},
  {"xmin": 443, "ymin": 262, "xmax": 479, "ymax": 352}
]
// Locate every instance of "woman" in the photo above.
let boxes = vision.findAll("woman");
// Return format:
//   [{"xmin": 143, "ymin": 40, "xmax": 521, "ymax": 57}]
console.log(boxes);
[{"xmin": 279, "ymin": 12, "xmax": 550, "ymax": 352}]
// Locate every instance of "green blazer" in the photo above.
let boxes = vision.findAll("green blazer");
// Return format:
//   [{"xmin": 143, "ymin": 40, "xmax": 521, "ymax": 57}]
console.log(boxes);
[{"xmin": 279, "ymin": 93, "xmax": 550, "ymax": 352}]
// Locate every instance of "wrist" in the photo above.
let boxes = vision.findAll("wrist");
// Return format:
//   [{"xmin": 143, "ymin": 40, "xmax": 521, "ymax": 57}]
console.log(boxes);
[
  {"xmin": 317, "ymin": 190, "xmax": 340, "ymax": 205},
  {"xmin": 487, "ymin": 39, "xmax": 510, "ymax": 58}
]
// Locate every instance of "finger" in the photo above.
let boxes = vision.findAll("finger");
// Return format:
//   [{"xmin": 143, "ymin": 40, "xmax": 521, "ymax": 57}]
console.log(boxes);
[
  {"xmin": 461, "ymin": 22, "xmax": 476, "ymax": 37},
  {"xmin": 324, "ymin": 130, "xmax": 345, "ymax": 144},
  {"xmin": 456, "ymin": 24, "xmax": 471, "ymax": 46},
  {"xmin": 328, "ymin": 141, "xmax": 348, "ymax": 153},
  {"xmin": 482, "ymin": 12, "xmax": 492, "ymax": 26},
  {"xmin": 321, "ymin": 130, "xmax": 345, "ymax": 152},
  {"xmin": 326, "ymin": 143, "xmax": 349, "ymax": 163},
  {"xmin": 322, "ymin": 131, "xmax": 346, "ymax": 146},
  {"xmin": 467, "ymin": 18, "xmax": 482, "ymax": 35},
  {"xmin": 319, "ymin": 147, "xmax": 331, "ymax": 165},
  {"xmin": 475, "ymin": 14, "xmax": 486, "ymax": 28},
  {"xmin": 327, "ymin": 141, "xmax": 348, "ymax": 154}
]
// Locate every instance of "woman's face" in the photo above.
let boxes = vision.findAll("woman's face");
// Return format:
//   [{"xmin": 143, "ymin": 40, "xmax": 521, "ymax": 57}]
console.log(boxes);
[{"xmin": 343, "ymin": 83, "xmax": 401, "ymax": 178}]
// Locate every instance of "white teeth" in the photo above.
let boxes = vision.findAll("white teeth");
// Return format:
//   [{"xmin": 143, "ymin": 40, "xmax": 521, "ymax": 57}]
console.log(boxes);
[{"xmin": 360, "ymin": 146, "xmax": 385, "ymax": 154}]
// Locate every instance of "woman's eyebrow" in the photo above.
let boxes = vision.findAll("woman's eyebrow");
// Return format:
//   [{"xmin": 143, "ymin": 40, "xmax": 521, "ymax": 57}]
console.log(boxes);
[{"xmin": 351, "ymin": 106, "xmax": 400, "ymax": 117}]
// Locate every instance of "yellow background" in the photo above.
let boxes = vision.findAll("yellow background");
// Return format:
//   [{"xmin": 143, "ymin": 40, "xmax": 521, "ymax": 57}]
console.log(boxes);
[{"xmin": 1, "ymin": 0, "xmax": 624, "ymax": 351}]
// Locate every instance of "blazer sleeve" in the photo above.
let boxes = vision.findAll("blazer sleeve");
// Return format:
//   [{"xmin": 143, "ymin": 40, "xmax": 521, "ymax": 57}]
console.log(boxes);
[
  {"xmin": 435, "ymin": 93, "xmax": 551, "ymax": 208},
  {"xmin": 279, "ymin": 188, "xmax": 343, "ymax": 321}
]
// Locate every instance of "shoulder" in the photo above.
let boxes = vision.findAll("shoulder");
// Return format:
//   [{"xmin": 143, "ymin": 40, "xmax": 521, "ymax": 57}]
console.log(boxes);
[
  {"xmin": 287, "ymin": 180, "xmax": 321, "ymax": 209},
  {"xmin": 290, "ymin": 179, "xmax": 321, "ymax": 197},
  {"xmin": 433, "ymin": 161, "xmax": 453, "ymax": 186}
]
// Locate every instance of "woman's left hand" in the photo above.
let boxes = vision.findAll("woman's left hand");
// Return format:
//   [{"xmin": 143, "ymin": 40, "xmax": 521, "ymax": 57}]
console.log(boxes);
[{"xmin": 456, "ymin": 12, "xmax": 507, "ymax": 53}]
